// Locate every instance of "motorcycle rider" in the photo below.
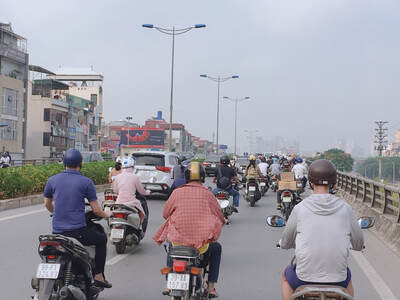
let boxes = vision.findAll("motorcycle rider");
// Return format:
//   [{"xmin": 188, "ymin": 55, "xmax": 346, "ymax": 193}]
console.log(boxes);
[
  {"xmin": 153, "ymin": 161, "xmax": 225, "ymax": 298},
  {"xmin": 279, "ymin": 160, "xmax": 364, "ymax": 300},
  {"xmin": 245, "ymin": 155, "xmax": 263, "ymax": 180},
  {"xmin": 172, "ymin": 155, "xmax": 186, "ymax": 179},
  {"xmin": 0, "ymin": 151, "xmax": 10, "ymax": 168},
  {"xmin": 269, "ymin": 157, "xmax": 281, "ymax": 177},
  {"xmin": 258, "ymin": 157, "xmax": 269, "ymax": 179},
  {"xmin": 112, "ymin": 156, "xmax": 149, "ymax": 224},
  {"xmin": 43, "ymin": 149, "xmax": 113, "ymax": 289},
  {"xmin": 213, "ymin": 154, "xmax": 240, "ymax": 209},
  {"xmin": 277, "ymin": 160, "xmax": 294, "ymax": 210},
  {"xmin": 292, "ymin": 157, "xmax": 308, "ymax": 188},
  {"xmin": 108, "ymin": 156, "xmax": 122, "ymax": 183}
]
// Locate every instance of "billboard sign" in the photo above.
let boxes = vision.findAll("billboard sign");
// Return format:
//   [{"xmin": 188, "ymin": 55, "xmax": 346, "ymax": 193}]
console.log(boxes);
[{"xmin": 120, "ymin": 128, "xmax": 165, "ymax": 148}]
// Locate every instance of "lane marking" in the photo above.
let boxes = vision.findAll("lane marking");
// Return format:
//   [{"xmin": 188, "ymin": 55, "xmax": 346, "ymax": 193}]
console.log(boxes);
[
  {"xmin": 351, "ymin": 251, "xmax": 397, "ymax": 300},
  {"xmin": 0, "ymin": 208, "xmax": 46, "ymax": 222},
  {"xmin": 106, "ymin": 253, "xmax": 129, "ymax": 266}
]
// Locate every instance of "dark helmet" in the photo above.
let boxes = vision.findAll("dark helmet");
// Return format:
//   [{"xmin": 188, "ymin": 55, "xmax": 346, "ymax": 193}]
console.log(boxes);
[
  {"xmin": 261, "ymin": 157, "xmax": 266, "ymax": 163},
  {"xmin": 63, "ymin": 149, "xmax": 83, "ymax": 168},
  {"xmin": 308, "ymin": 159, "xmax": 337, "ymax": 186},
  {"xmin": 220, "ymin": 155, "xmax": 230, "ymax": 165},
  {"xmin": 283, "ymin": 160, "xmax": 290, "ymax": 168},
  {"xmin": 184, "ymin": 161, "xmax": 205, "ymax": 183},
  {"xmin": 178, "ymin": 155, "xmax": 186, "ymax": 164}
]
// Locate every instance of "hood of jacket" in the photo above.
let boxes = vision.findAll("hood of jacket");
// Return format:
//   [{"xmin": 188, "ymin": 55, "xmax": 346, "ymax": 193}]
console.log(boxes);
[{"xmin": 302, "ymin": 193, "xmax": 346, "ymax": 215}]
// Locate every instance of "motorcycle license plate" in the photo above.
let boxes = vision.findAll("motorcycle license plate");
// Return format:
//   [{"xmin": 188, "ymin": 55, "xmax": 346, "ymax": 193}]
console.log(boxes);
[
  {"xmin": 211, "ymin": 164, "xmax": 216, "ymax": 168},
  {"xmin": 36, "ymin": 263, "xmax": 60, "ymax": 279},
  {"xmin": 282, "ymin": 197, "xmax": 292, "ymax": 203},
  {"xmin": 260, "ymin": 182, "xmax": 266, "ymax": 187},
  {"xmin": 167, "ymin": 273, "xmax": 190, "ymax": 290},
  {"xmin": 297, "ymin": 183, "xmax": 303, "ymax": 188},
  {"xmin": 249, "ymin": 186, "xmax": 256, "ymax": 191},
  {"xmin": 111, "ymin": 228, "xmax": 124, "ymax": 239}
]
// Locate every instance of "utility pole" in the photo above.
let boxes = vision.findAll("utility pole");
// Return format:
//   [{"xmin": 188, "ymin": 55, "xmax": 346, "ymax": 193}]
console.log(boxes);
[{"xmin": 374, "ymin": 121, "xmax": 388, "ymax": 180}]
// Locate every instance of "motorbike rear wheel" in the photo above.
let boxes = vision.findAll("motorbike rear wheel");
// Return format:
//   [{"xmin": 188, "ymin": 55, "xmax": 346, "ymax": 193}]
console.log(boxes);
[
  {"xmin": 115, "ymin": 239, "xmax": 127, "ymax": 254},
  {"xmin": 250, "ymin": 196, "xmax": 255, "ymax": 207}
]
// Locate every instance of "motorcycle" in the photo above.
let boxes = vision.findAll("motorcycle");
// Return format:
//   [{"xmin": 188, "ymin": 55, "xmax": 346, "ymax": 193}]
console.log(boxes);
[
  {"xmin": 31, "ymin": 208, "xmax": 104, "ymax": 300},
  {"xmin": 270, "ymin": 175, "xmax": 278, "ymax": 192},
  {"xmin": 295, "ymin": 179, "xmax": 305, "ymax": 198},
  {"xmin": 215, "ymin": 190, "xmax": 237, "ymax": 224},
  {"xmin": 245, "ymin": 178, "xmax": 261, "ymax": 207},
  {"xmin": 265, "ymin": 215, "xmax": 375, "ymax": 300},
  {"xmin": 108, "ymin": 196, "xmax": 149, "ymax": 254},
  {"xmin": 259, "ymin": 176, "xmax": 269, "ymax": 196},
  {"xmin": 280, "ymin": 189, "xmax": 297, "ymax": 221},
  {"xmin": 161, "ymin": 246, "xmax": 209, "ymax": 300}
]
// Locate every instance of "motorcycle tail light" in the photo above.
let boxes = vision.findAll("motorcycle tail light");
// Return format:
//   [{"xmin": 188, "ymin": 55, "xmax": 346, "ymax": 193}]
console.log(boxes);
[
  {"xmin": 173, "ymin": 260, "xmax": 187, "ymax": 273},
  {"xmin": 113, "ymin": 212, "xmax": 128, "ymax": 220},
  {"xmin": 217, "ymin": 193, "xmax": 227, "ymax": 200},
  {"xmin": 160, "ymin": 267, "xmax": 171, "ymax": 275},
  {"xmin": 203, "ymin": 162, "xmax": 210, "ymax": 166},
  {"xmin": 190, "ymin": 267, "xmax": 201, "ymax": 275},
  {"xmin": 39, "ymin": 241, "xmax": 62, "ymax": 252},
  {"xmin": 48, "ymin": 255, "xmax": 56, "ymax": 260},
  {"xmin": 283, "ymin": 191, "xmax": 291, "ymax": 197}
]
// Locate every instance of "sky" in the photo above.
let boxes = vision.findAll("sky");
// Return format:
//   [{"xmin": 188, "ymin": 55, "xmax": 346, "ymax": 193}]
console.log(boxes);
[{"xmin": 3, "ymin": 0, "xmax": 400, "ymax": 154}]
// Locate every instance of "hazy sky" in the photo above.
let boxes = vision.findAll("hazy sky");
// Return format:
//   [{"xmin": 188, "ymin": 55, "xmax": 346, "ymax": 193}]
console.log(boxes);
[{"xmin": 3, "ymin": 0, "xmax": 400, "ymax": 153}]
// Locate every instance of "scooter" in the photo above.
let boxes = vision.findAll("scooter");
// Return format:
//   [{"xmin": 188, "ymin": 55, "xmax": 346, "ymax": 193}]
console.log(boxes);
[
  {"xmin": 245, "ymin": 178, "xmax": 261, "ymax": 207},
  {"xmin": 271, "ymin": 175, "xmax": 279, "ymax": 192},
  {"xmin": 280, "ymin": 189, "xmax": 297, "ymax": 221},
  {"xmin": 259, "ymin": 176, "xmax": 269, "ymax": 196},
  {"xmin": 265, "ymin": 215, "xmax": 375, "ymax": 300},
  {"xmin": 31, "ymin": 207, "xmax": 105, "ymax": 300},
  {"xmin": 295, "ymin": 179, "xmax": 305, "ymax": 198},
  {"xmin": 215, "ymin": 190, "xmax": 238, "ymax": 224}
]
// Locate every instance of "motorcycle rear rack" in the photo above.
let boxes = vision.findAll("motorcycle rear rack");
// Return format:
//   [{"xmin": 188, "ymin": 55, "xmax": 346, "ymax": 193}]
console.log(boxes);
[{"xmin": 291, "ymin": 285, "xmax": 353, "ymax": 300}]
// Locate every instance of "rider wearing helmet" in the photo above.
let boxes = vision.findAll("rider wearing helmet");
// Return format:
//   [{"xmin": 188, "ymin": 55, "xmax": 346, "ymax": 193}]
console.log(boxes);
[
  {"xmin": 279, "ymin": 160, "xmax": 364, "ymax": 300},
  {"xmin": 213, "ymin": 154, "xmax": 240, "ymax": 208},
  {"xmin": 154, "ymin": 161, "xmax": 225, "ymax": 298},
  {"xmin": 112, "ymin": 156, "xmax": 149, "ymax": 224},
  {"xmin": 292, "ymin": 157, "xmax": 308, "ymax": 188},
  {"xmin": 245, "ymin": 155, "xmax": 263, "ymax": 179},
  {"xmin": 44, "ymin": 149, "xmax": 113, "ymax": 289},
  {"xmin": 269, "ymin": 157, "xmax": 281, "ymax": 176},
  {"xmin": 258, "ymin": 156, "xmax": 269, "ymax": 178},
  {"xmin": 0, "ymin": 151, "xmax": 10, "ymax": 168},
  {"xmin": 108, "ymin": 156, "xmax": 123, "ymax": 183},
  {"xmin": 172, "ymin": 155, "xmax": 186, "ymax": 179}
]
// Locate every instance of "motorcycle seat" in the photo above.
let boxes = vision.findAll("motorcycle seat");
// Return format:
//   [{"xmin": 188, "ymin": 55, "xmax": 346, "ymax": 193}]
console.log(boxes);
[
  {"xmin": 293, "ymin": 285, "xmax": 352, "ymax": 299},
  {"xmin": 169, "ymin": 246, "xmax": 200, "ymax": 259},
  {"xmin": 60, "ymin": 236, "xmax": 96, "ymax": 252}
]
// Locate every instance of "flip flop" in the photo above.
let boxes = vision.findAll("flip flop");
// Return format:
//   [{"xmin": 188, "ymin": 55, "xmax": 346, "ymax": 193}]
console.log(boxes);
[{"xmin": 208, "ymin": 288, "xmax": 219, "ymax": 298}]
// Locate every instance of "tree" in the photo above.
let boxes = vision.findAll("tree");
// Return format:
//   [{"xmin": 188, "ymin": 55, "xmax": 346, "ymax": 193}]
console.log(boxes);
[
  {"xmin": 314, "ymin": 148, "xmax": 354, "ymax": 172},
  {"xmin": 356, "ymin": 157, "xmax": 400, "ymax": 181}
]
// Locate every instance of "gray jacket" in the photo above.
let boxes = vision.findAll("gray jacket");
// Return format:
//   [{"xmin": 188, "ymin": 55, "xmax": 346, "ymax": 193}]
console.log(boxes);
[{"xmin": 280, "ymin": 193, "xmax": 364, "ymax": 283}]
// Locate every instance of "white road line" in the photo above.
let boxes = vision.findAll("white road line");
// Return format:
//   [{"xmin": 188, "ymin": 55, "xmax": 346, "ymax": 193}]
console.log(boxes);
[
  {"xmin": 106, "ymin": 253, "xmax": 129, "ymax": 266},
  {"xmin": 351, "ymin": 251, "xmax": 397, "ymax": 300},
  {"xmin": 0, "ymin": 208, "xmax": 46, "ymax": 222}
]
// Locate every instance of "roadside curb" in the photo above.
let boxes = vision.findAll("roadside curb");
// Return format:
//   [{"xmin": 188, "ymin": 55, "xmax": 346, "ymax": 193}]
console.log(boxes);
[
  {"xmin": 338, "ymin": 190, "xmax": 400, "ymax": 258},
  {"xmin": 0, "ymin": 184, "xmax": 110, "ymax": 212}
]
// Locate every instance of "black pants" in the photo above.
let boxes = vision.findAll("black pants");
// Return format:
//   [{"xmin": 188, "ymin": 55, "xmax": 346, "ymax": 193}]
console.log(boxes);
[{"xmin": 59, "ymin": 226, "xmax": 107, "ymax": 275}]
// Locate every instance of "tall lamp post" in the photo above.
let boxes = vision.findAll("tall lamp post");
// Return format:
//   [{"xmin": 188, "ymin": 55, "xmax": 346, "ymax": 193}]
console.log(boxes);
[
  {"xmin": 200, "ymin": 74, "xmax": 239, "ymax": 154},
  {"xmin": 223, "ymin": 96, "xmax": 250, "ymax": 156},
  {"xmin": 143, "ymin": 23, "xmax": 206, "ymax": 152},
  {"xmin": 125, "ymin": 116, "xmax": 133, "ymax": 148}
]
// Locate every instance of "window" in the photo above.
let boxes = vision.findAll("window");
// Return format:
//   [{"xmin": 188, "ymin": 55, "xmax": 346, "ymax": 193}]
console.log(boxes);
[
  {"xmin": 90, "ymin": 94, "xmax": 97, "ymax": 105},
  {"xmin": 132, "ymin": 154, "xmax": 165, "ymax": 166},
  {"xmin": 2, "ymin": 88, "xmax": 18, "ymax": 116},
  {"xmin": 43, "ymin": 132, "xmax": 50, "ymax": 146},
  {"xmin": 169, "ymin": 155, "xmax": 178, "ymax": 165},
  {"xmin": 44, "ymin": 108, "xmax": 50, "ymax": 121},
  {"xmin": 1, "ymin": 119, "xmax": 17, "ymax": 140}
]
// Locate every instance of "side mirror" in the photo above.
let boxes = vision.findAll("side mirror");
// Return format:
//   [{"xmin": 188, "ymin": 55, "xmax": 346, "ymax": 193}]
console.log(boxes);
[
  {"xmin": 358, "ymin": 217, "xmax": 375, "ymax": 229},
  {"xmin": 218, "ymin": 200, "xmax": 229, "ymax": 209},
  {"xmin": 266, "ymin": 215, "xmax": 286, "ymax": 227}
]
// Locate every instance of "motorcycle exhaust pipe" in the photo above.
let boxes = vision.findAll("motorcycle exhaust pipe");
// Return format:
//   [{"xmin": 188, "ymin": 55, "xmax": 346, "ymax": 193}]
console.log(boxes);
[{"xmin": 59, "ymin": 285, "xmax": 86, "ymax": 300}]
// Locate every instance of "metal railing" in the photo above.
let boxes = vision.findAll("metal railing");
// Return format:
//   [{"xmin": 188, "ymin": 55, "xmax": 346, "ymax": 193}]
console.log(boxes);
[
  {"xmin": 337, "ymin": 171, "xmax": 400, "ymax": 222},
  {"xmin": 11, "ymin": 158, "xmax": 61, "ymax": 167}
]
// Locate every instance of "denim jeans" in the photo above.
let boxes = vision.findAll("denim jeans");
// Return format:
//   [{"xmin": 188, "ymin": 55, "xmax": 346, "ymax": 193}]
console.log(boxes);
[{"xmin": 213, "ymin": 188, "xmax": 240, "ymax": 207}]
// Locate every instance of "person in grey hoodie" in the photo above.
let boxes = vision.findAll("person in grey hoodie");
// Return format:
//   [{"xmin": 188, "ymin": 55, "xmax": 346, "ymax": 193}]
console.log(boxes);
[{"xmin": 280, "ymin": 160, "xmax": 364, "ymax": 300}]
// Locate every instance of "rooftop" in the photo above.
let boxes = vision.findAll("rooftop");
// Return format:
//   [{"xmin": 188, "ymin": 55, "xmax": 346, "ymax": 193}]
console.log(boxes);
[{"xmin": 48, "ymin": 67, "xmax": 104, "ymax": 82}]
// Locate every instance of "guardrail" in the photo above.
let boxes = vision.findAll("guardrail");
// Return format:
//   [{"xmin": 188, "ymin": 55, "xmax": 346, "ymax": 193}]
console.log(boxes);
[
  {"xmin": 11, "ymin": 158, "xmax": 61, "ymax": 167},
  {"xmin": 337, "ymin": 171, "xmax": 400, "ymax": 222}
]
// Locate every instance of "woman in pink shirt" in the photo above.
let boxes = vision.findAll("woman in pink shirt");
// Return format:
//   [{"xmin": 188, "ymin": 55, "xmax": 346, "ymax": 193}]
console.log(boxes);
[{"xmin": 113, "ymin": 157, "xmax": 149, "ymax": 223}]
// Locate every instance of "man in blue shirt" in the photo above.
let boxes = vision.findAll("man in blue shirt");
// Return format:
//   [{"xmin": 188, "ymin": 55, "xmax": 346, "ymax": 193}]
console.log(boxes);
[{"xmin": 44, "ymin": 149, "xmax": 112, "ymax": 289}]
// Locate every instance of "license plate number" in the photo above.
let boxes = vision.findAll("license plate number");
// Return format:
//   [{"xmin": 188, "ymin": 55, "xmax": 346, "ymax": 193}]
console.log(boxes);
[
  {"xmin": 249, "ymin": 186, "xmax": 256, "ymax": 191},
  {"xmin": 36, "ymin": 263, "xmax": 60, "ymax": 279},
  {"xmin": 260, "ymin": 182, "xmax": 266, "ymax": 186},
  {"xmin": 282, "ymin": 197, "xmax": 292, "ymax": 203},
  {"xmin": 167, "ymin": 273, "xmax": 190, "ymax": 290},
  {"xmin": 297, "ymin": 183, "xmax": 303, "ymax": 187},
  {"xmin": 111, "ymin": 228, "xmax": 124, "ymax": 239},
  {"xmin": 211, "ymin": 164, "xmax": 216, "ymax": 168}
]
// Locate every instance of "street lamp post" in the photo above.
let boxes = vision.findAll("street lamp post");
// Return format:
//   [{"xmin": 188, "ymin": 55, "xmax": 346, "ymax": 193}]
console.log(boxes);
[
  {"xmin": 200, "ymin": 74, "xmax": 239, "ymax": 154},
  {"xmin": 143, "ymin": 24, "xmax": 206, "ymax": 152},
  {"xmin": 125, "ymin": 116, "xmax": 132, "ymax": 148},
  {"xmin": 223, "ymin": 96, "xmax": 250, "ymax": 156}
]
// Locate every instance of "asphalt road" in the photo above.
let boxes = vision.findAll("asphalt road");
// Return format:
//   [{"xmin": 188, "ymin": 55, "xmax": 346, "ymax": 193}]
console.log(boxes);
[{"xmin": 1, "ymin": 178, "xmax": 400, "ymax": 299}]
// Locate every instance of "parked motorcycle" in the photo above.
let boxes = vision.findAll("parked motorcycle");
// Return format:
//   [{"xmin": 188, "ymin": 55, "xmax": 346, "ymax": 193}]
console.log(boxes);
[
  {"xmin": 108, "ymin": 197, "xmax": 148, "ymax": 254},
  {"xmin": 161, "ymin": 246, "xmax": 209, "ymax": 300},
  {"xmin": 245, "ymin": 178, "xmax": 261, "ymax": 207},
  {"xmin": 31, "ymin": 209, "xmax": 104, "ymax": 300},
  {"xmin": 280, "ymin": 189, "xmax": 297, "ymax": 221},
  {"xmin": 215, "ymin": 190, "xmax": 237, "ymax": 224},
  {"xmin": 265, "ymin": 215, "xmax": 375, "ymax": 300}
]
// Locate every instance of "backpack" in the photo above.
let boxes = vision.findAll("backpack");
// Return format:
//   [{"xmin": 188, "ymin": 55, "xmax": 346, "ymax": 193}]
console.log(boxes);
[{"xmin": 217, "ymin": 166, "xmax": 232, "ymax": 190}]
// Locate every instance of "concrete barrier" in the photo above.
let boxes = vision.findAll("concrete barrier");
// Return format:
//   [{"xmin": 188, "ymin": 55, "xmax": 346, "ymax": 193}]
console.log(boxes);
[
  {"xmin": 0, "ymin": 184, "xmax": 110, "ymax": 212},
  {"xmin": 338, "ymin": 190, "xmax": 400, "ymax": 257}
]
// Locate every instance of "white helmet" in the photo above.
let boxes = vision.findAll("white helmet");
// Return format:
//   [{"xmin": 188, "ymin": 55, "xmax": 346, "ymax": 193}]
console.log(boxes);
[{"xmin": 121, "ymin": 156, "xmax": 135, "ymax": 168}]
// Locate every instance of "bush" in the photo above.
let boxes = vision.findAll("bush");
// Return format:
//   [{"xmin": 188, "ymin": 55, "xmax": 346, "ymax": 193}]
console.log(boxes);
[{"xmin": 0, "ymin": 161, "xmax": 114, "ymax": 200}]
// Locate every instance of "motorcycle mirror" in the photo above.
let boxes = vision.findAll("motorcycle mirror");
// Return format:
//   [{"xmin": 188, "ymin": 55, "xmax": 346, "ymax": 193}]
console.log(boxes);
[
  {"xmin": 266, "ymin": 215, "xmax": 286, "ymax": 227},
  {"xmin": 358, "ymin": 217, "xmax": 375, "ymax": 229},
  {"xmin": 218, "ymin": 200, "xmax": 230, "ymax": 209}
]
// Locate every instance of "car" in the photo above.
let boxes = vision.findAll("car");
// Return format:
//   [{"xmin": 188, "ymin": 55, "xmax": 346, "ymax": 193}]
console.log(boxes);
[
  {"xmin": 132, "ymin": 151, "xmax": 178, "ymax": 197},
  {"xmin": 236, "ymin": 157, "xmax": 250, "ymax": 174},
  {"xmin": 202, "ymin": 153, "xmax": 221, "ymax": 176},
  {"xmin": 81, "ymin": 152, "xmax": 104, "ymax": 163}
]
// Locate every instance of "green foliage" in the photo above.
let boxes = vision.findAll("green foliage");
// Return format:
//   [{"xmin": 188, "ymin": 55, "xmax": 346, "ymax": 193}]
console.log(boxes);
[
  {"xmin": 314, "ymin": 148, "xmax": 354, "ymax": 172},
  {"xmin": 0, "ymin": 161, "xmax": 114, "ymax": 200},
  {"xmin": 356, "ymin": 157, "xmax": 400, "ymax": 181}
]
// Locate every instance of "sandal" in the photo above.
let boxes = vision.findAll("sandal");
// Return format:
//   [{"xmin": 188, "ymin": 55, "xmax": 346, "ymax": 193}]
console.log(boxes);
[{"xmin": 208, "ymin": 288, "xmax": 219, "ymax": 298}]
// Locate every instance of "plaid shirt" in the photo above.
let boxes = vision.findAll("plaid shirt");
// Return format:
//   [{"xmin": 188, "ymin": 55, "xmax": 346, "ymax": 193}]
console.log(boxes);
[{"xmin": 153, "ymin": 182, "xmax": 225, "ymax": 249}]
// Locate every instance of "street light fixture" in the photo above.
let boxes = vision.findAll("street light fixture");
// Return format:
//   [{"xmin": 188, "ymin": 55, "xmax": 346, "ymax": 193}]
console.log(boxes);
[
  {"xmin": 223, "ymin": 96, "xmax": 250, "ymax": 156},
  {"xmin": 143, "ymin": 23, "xmax": 206, "ymax": 152},
  {"xmin": 200, "ymin": 74, "xmax": 239, "ymax": 154}
]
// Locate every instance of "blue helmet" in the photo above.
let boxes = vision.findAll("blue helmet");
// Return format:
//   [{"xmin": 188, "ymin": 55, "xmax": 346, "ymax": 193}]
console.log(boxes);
[
  {"xmin": 296, "ymin": 157, "xmax": 303, "ymax": 163},
  {"xmin": 273, "ymin": 157, "xmax": 279, "ymax": 163},
  {"xmin": 63, "ymin": 149, "xmax": 83, "ymax": 168}
]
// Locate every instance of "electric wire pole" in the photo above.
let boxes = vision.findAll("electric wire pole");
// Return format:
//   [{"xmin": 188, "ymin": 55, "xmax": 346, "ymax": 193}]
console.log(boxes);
[{"xmin": 374, "ymin": 121, "xmax": 388, "ymax": 180}]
